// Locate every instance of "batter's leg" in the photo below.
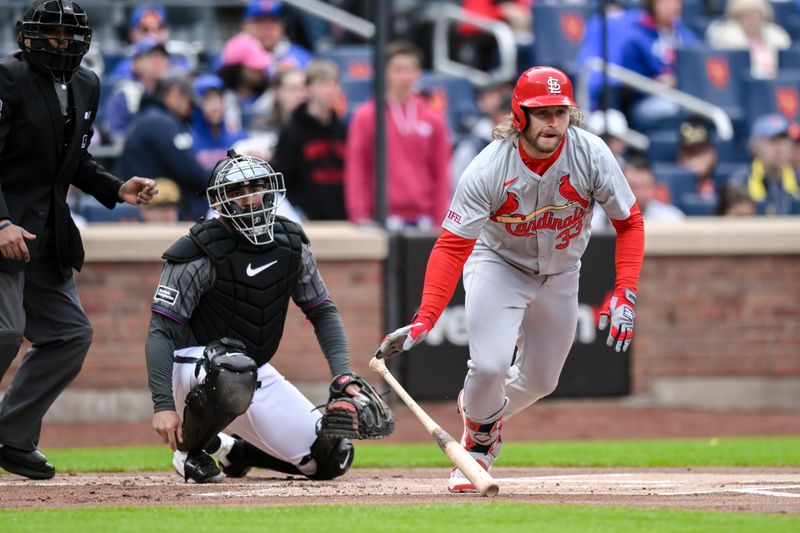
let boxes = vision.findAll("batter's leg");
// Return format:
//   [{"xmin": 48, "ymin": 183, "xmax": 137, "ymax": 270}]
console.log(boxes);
[
  {"xmin": 462, "ymin": 252, "xmax": 533, "ymax": 422},
  {"xmin": 504, "ymin": 267, "xmax": 580, "ymax": 418}
]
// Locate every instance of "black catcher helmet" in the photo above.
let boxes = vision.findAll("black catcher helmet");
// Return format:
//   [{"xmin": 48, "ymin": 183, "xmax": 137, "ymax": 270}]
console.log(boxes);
[
  {"xmin": 207, "ymin": 149, "xmax": 286, "ymax": 246},
  {"xmin": 17, "ymin": 0, "xmax": 92, "ymax": 83}
]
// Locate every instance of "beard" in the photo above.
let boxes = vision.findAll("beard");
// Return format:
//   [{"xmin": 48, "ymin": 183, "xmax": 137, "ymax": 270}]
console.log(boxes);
[{"xmin": 523, "ymin": 129, "xmax": 564, "ymax": 156}]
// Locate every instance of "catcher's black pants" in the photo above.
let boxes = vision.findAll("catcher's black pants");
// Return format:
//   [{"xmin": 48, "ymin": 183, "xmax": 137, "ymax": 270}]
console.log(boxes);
[{"xmin": 0, "ymin": 268, "xmax": 92, "ymax": 451}]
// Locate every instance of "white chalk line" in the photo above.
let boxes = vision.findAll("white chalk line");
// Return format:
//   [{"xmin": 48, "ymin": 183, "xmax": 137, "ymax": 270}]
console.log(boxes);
[{"xmin": 666, "ymin": 485, "xmax": 800, "ymax": 498}]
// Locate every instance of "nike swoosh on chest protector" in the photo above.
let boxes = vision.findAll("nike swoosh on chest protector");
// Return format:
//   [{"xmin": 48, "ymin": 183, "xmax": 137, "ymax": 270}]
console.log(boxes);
[{"xmin": 246, "ymin": 260, "xmax": 278, "ymax": 277}]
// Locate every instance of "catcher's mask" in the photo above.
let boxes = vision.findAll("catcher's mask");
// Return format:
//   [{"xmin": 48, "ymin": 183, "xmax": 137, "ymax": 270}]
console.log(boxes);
[
  {"xmin": 207, "ymin": 149, "xmax": 285, "ymax": 246},
  {"xmin": 17, "ymin": 0, "xmax": 92, "ymax": 84}
]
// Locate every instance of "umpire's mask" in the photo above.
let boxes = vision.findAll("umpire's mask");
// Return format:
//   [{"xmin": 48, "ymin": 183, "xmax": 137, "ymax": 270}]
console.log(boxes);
[
  {"xmin": 17, "ymin": 0, "xmax": 92, "ymax": 84},
  {"xmin": 207, "ymin": 150, "xmax": 285, "ymax": 246}
]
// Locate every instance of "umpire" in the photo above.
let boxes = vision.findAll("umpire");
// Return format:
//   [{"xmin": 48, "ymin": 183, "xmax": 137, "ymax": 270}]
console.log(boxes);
[{"xmin": 0, "ymin": 0, "xmax": 157, "ymax": 480}]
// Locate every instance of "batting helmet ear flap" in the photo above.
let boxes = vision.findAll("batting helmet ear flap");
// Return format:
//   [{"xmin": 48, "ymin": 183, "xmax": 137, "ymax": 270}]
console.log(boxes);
[{"xmin": 512, "ymin": 100, "xmax": 528, "ymax": 132}]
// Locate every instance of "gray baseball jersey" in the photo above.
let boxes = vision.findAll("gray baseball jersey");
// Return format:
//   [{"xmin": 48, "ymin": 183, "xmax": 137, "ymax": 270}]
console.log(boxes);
[
  {"xmin": 443, "ymin": 126, "xmax": 635, "ymax": 276},
  {"xmin": 151, "ymin": 243, "xmax": 329, "ymax": 326}
]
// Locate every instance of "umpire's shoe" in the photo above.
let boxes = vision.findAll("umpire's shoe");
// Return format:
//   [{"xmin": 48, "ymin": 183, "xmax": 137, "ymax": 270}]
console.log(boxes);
[
  {"xmin": 173, "ymin": 450, "xmax": 225, "ymax": 484},
  {"xmin": 0, "ymin": 445, "xmax": 56, "ymax": 480}
]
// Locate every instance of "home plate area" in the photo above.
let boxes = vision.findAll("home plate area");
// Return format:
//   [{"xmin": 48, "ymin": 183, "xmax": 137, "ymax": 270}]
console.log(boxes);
[{"xmin": 1, "ymin": 468, "xmax": 799, "ymax": 513}]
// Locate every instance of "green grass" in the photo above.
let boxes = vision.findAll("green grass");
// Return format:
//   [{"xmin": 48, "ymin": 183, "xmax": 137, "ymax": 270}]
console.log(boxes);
[
  {"xmin": 2, "ymin": 504, "xmax": 800, "ymax": 533},
  {"xmin": 26, "ymin": 436, "xmax": 800, "ymax": 473}
]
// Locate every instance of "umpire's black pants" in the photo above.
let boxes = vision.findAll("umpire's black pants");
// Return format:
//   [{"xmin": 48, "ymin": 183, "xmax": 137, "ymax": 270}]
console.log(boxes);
[{"xmin": 0, "ymin": 268, "xmax": 93, "ymax": 451}]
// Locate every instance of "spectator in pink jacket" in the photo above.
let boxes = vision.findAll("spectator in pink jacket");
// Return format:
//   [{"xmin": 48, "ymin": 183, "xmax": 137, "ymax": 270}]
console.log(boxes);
[{"xmin": 344, "ymin": 41, "xmax": 452, "ymax": 229}]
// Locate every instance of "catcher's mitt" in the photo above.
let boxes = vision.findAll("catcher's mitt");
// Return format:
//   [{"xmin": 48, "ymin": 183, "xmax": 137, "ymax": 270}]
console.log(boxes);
[{"xmin": 318, "ymin": 373, "xmax": 394, "ymax": 440}]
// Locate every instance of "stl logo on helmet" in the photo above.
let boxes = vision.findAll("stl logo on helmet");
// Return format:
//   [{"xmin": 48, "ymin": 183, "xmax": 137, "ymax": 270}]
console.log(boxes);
[{"xmin": 546, "ymin": 77, "xmax": 561, "ymax": 94}]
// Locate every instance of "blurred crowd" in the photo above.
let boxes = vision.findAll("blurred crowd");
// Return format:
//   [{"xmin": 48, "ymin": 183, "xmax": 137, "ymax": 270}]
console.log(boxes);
[{"xmin": 62, "ymin": 0, "xmax": 800, "ymax": 225}]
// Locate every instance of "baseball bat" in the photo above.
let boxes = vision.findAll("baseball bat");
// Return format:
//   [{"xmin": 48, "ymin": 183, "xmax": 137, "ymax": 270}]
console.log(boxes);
[{"xmin": 368, "ymin": 356, "xmax": 500, "ymax": 497}]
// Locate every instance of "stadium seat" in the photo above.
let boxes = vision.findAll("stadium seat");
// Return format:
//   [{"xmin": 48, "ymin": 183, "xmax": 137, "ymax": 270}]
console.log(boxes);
[
  {"xmin": 339, "ymin": 77, "xmax": 373, "ymax": 122},
  {"xmin": 680, "ymin": 0, "xmax": 714, "ymax": 37},
  {"xmin": 318, "ymin": 45, "xmax": 373, "ymax": 80},
  {"xmin": 532, "ymin": 3, "xmax": 595, "ymax": 73},
  {"xmin": 744, "ymin": 73, "xmax": 800, "ymax": 126},
  {"xmin": 679, "ymin": 192, "xmax": 716, "ymax": 216},
  {"xmin": 778, "ymin": 46, "xmax": 800, "ymax": 72},
  {"xmin": 653, "ymin": 163, "xmax": 698, "ymax": 204},
  {"xmin": 418, "ymin": 72, "xmax": 479, "ymax": 134},
  {"xmin": 675, "ymin": 47, "xmax": 750, "ymax": 124},
  {"xmin": 646, "ymin": 130, "xmax": 679, "ymax": 163},
  {"xmin": 713, "ymin": 162, "xmax": 749, "ymax": 191}
]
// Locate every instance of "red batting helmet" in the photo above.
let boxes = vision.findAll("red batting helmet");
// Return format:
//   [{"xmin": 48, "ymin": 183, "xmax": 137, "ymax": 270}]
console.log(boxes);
[{"xmin": 511, "ymin": 66, "xmax": 578, "ymax": 131}]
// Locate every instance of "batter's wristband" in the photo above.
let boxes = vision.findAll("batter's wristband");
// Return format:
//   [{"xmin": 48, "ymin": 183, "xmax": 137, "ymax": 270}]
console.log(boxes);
[{"xmin": 0, "ymin": 220, "xmax": 12, "ymax": 231}]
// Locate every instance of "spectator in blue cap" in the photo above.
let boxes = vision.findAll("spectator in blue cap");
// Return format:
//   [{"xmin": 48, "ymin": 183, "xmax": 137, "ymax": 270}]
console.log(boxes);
[
  {"xmin": 191, "ymin": 74, "xmax": 247, "ymax": 176},
  {"xmin": 241, "ymin": 0, "xmax": 313, "ymax": 74},
  {"xmin": 102, "ymin": 38, "xmax": 171, "ymax": 144},
  {"xmin": 109, "ymin": 3, "xmax": 192, "ymax": 81},
  {"xmin": 729, "ymin": 113, "xmax": 800, "ymax": 215},
  {"xmin": 129, "ymin": 3, "xmax": 170, "ymax": 45}
]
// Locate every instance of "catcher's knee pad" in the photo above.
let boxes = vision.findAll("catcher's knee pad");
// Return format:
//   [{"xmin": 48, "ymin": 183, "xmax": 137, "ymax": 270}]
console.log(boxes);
[
  {"xmin": 306, "ymin": 436, "xmax": 354, "ymax": 480},
  {"xmin": 182, "ymin": 339, "xmax": 258, "ymax": 454}
]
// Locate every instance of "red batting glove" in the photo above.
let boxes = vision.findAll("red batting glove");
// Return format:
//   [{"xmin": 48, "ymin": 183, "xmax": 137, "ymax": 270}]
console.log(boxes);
[
  {"xmin": 375, "ymin": 314, "xmax": 434, "ymax": 359},
  {"xmin": 598, "ymin": 288, "xmax": 637, "ymax": 353}
]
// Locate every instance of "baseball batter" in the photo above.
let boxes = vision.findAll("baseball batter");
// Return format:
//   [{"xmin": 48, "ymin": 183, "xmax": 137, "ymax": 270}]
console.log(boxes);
[{"xmin": 378, "ymin": 67, "xmax": 645, "ymax": 492}]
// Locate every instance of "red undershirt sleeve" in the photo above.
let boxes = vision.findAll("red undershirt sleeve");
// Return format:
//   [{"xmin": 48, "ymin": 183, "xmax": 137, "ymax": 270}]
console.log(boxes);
[
  {"xmin": 415, "ymin": 229, "xmax": 477, "ymax": 325},
  {"xmin": 608, "ymin": 202, "xmax": 645, "ymax": 292}
]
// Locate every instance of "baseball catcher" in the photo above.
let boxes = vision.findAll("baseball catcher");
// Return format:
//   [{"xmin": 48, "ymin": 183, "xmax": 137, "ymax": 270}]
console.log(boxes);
[{"xmin": 145, "ymin": 150, "xmax": 393, "ymax": 484}]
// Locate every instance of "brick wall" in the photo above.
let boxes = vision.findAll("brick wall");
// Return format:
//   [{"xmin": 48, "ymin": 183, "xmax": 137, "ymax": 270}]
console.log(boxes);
[
  {"xmin": 4, "ymin": 254, "xmax": 799, "ymax": 400},
  {"xmin": 7, "ymin": 260, "xmax": 384, "ymax": 390},
  {"xmin": 633, "ymin": 255, "xmax": 800, "ymax": 395}
]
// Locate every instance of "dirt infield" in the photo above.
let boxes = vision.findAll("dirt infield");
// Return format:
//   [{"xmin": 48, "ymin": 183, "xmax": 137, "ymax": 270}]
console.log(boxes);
[
  {"xmin": 1, "ymin": 468, "xmax": 799, "ymax": 514},
  {"xmin": 5, "ymin": 399, "xmax": 794, "ymax": 514}
]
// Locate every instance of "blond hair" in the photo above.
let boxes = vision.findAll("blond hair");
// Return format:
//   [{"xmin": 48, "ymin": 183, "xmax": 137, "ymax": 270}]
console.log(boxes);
[
  {"xmin": 727, "ymin": 0, "xmax": 773, "ymax": 21},
  {"xmin": 492, "ymin": 107, "xmax": 583, "ymax": 140},
  {"xmin": 305, "ymin": 58, "xmax": 340, "ymax": 86}
]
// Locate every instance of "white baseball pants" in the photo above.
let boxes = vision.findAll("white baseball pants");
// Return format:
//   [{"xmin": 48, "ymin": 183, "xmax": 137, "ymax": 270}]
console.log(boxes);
[{"xmin": 462, "ymin": 249, "xmax": 580, "ymax": 423}]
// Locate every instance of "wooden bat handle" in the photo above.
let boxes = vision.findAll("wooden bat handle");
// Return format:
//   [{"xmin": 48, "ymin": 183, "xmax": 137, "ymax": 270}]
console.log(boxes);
[{"xmin": 369, "ymin": 357, "xmax": 499, "ymax": 497}]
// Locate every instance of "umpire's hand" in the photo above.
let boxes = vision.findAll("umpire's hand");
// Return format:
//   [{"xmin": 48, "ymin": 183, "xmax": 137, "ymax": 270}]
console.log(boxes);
[
  {"xmin": 152, "ymin": 410, "xmax": 183, "ymax": 451},
  {"xmin": 119, "ymin": 176, "xmax": 159, "ymax": 206},
  {"xmin": 0, "ymin": 219, "xmax": 36, "ymax": 262}
]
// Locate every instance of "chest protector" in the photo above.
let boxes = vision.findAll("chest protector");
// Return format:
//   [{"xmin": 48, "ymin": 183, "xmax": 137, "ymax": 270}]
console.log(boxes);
[{"xmin": 179, "ymin": 217, "xmax": 306, "ymax": 366}]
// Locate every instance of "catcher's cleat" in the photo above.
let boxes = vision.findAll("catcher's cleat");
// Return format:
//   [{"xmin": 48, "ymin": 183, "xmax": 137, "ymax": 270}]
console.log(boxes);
[
  {"xmin": 173, "ymin": 450, "xmax": 225, "ymax": 484},
  {"xmin": 217, "ymin": 435, "xmax": 252, "ymax": 478}
]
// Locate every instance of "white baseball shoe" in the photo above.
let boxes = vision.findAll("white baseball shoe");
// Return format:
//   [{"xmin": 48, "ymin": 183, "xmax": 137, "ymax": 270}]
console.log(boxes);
[{"xmin": 173, "ymin": 450, "xmax": 225, "ymax": 484}]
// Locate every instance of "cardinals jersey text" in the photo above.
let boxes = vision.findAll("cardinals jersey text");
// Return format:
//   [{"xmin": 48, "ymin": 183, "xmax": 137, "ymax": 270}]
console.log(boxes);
[{"xmin": 443, "ymin": 127, "xmax": 635, "ymax": 276}]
